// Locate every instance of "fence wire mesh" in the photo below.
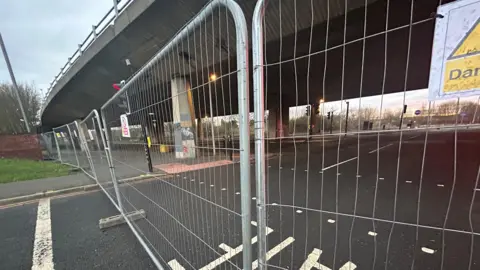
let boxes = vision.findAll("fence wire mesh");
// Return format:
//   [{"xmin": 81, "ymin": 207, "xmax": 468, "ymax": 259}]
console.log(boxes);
[
  {"xmin": 39, "ymin": 131, "xmax": 59, "ymax": 161},
  {"xmin": 253, "ymin": 0, "xmax": 480, "ymax": 270},
  {"xmin": 52, "ymin": 124, "xmax": 79, "ymax": 168},
  {"xmin": 100, "ymin": 0, "xmax": 251, "ymax": 268}
]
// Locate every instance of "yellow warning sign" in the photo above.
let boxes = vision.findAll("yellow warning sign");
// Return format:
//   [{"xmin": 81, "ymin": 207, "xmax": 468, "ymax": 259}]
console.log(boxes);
[{"xmin": 443, "ymin": 18, "xmax": 480, "ymax": 93}]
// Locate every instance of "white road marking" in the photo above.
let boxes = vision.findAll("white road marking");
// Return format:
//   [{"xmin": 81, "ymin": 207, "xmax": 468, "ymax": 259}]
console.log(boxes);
[
  {"xmin": 421, "ymin": 247, "xmax": 436, "ymax": 254},
  {"xmin": 296, "ymin": 210, "xmax": 303, "ymax": 214},
  {"xmin": 368, "ymin": 143, "xmax": 394, "ymax": 154},
  {"xmin": 327, "ymin": 219, "xmax": 335, "ymax": 224},
  {"xmin": 379, "ymin": 177, "xmax": 384, "ymax": 180},
  {"xmin": 300, "ymin": 248, "xmax": 324, "ymax": 270},
  {"xmin": 252, "ymin": 237, "xmax": 295, "ymax": 269},
  {"xmin": 339, "ymin": 262, "xmax": 357, "ymax": 270},
  {"xmin": 183, "ymin": 177, "xmax": 187, "ymax": 179},
  {"xmin": 322, "ymin": 157, "xmax": 358, "ymax": 171},
  {"xmin": 168, "ymin": 259, "xmax": 186, "ymax": 270},
  {"xmin": 250, "ymin": 221, "xmax": 273, "ymax": 234},
  {"xmin": 32, "ymin": 198, "xmax": 54, "ymax": 270},
  {"xmin": 406, "ymin": 180, "xmax": 412, "ymax": 184},
  {"xmin": 300, "ymin": 248, "xmax": 357, "ymax": 270},
  {"xmin": 252, "ymin": 197, "xmax": 256, "ymax": 200},
  {"xmin": 475, "ymin": 188, "xmax": 480, "ymax": 192},
  {"xmin": 221, "ymin": 188, "xmax": 227, "ymax": 191},
  {"xmin": 235, "ymin": 192, "xmax": 240, "ymax": 195},
  {"xmin": 200, "ymin": 182, "xmax": 204, "ymax": 184},
  {"xmin": 437, "ymin": 184, "xmax": 444, "ymax": 187},
  {"xmin": 368, "ymin": 231, "xmax": 378, "ymax": 236},
  {"xmin": 190, "ymin": 179, "xmax": 195, "ymax": 182},
  {"xmin": 271, "ymin": 203, "xmax": 278, "ymax": 205},
  {"xmin": 204, "ymin": 224, "xmax": 273, "ymax": 270},
  {"xmin": 210, "ymin": 185, "xmax": 214, "ymax": 187}
]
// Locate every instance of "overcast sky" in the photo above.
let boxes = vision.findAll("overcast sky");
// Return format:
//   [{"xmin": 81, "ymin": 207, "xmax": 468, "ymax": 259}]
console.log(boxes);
[{"xmin": 0, "ymin": 0, "xmax": 113, "ymax": 95}]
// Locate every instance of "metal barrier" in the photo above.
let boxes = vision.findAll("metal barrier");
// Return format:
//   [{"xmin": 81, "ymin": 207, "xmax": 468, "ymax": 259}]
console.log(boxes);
[
  {"xmin": 253, "ymin": 0, "xmax": 480, "ymax": 269},
  {"xmin": 100, "ymin": 0, "xmax": 251, "ymax": 268},
  {"xmin": 77, "ymin": 109, "xmax": 121, "ymax": 210},
  {"xmin": 52, "ymin": 124, "xmax": 79, "ymax": 168},
  {"xmin": 39, "ymin": 131, "xmax": 60, "ymax": 161}
]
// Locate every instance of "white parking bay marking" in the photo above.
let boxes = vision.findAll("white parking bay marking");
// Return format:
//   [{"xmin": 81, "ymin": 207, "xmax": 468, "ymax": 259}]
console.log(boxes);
[
  {"xmin": 300, "ymin": 248, "xmax": 357, "ymax": 270},
  {"xmin": 168, "ymin": 259, "xmax": 185, "ymax": 270},
  {"xmin": 201, "ymin": 221, "xmax": 273, "ymax": 270},
  {"xmin": 32, "ymin": 198, "xmax": 54, "ymax": 270},
  {"xmin": 252, "ymin": 237, "xmax": 295, "ymax": 269}
]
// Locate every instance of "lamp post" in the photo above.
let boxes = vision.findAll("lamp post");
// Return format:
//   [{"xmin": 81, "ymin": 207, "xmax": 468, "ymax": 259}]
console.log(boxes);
[
  {"xmin": 345, "ymin": 101, "xmax": 350, "ymax": 135},
  {"xmin": 209, "ymin": 74, "xmax": 217, "ymax": 155},
  {"xmin": 319, "ymin": 98, "xmax": 324, "ymax": 134},
  {"xmin": 0, "ymin": 33, "xmax": 30, "ymax": 133}
]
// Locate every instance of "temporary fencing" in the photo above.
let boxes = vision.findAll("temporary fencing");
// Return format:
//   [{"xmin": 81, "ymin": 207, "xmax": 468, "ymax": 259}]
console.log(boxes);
[
  {"xmin": 98, "ymin": 0, "xmax": 251, "ymax": 269},
  {"xmin": 40, "ymin": 0, "xmax": 480, "ymax": 269},
  {"xmin": 39, "ymin": 131, "xmax": 59, "ymax": 161},
  {"xmin": 253, "ymin": 0, "xmax": 480, "ymax": 270}
]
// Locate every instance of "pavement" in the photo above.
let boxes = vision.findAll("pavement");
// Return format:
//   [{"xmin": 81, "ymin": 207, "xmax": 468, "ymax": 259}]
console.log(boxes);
[
  {"xmin": 1, "ymin": 128, "xmax": 480, "ymax": 269},
  {"xmin": 0, "ymin": 172, "xmax": 95, "ymax": 200}
]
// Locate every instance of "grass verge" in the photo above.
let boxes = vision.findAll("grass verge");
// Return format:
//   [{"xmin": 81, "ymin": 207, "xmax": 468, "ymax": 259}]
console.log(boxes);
[{"xmin": 0, "ymin": 158, "xmax": 71, "ymax": 184}]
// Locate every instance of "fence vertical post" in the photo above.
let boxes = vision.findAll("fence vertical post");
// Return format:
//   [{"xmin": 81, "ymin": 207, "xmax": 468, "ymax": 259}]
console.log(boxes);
[
  {"xmin": 66, "ymin": 123, "xmax": 80, "ymax": 168},
  {"xmin": 227, "ymin": 0, "xmax": 252, "ymax": 268},
  {"xmin": 100, "ymin": 109, "xmax": 124, "ymax": 213},
  {"xmin": 252, "ymin": 0, "xmax": 267, "ymax": 269},
  {"xmin": 53, "ymin": 130, "xmax": 63, "ymax": 163}
]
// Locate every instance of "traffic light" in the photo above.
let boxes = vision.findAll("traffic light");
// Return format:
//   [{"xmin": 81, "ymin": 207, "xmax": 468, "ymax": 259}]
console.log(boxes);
[
  {"xmin": 327, "ymin": 112, "xmax": 331, "ymax": 119},
  {"xmin": 305, "ymin": 106, "xmax": 311, "ymax": 116}
]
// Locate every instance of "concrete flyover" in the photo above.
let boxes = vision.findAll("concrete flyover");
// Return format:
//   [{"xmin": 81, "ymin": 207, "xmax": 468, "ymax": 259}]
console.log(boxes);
[{"xmin": 41, "ymin": 0, "xmax": 451, "ymax": 129}]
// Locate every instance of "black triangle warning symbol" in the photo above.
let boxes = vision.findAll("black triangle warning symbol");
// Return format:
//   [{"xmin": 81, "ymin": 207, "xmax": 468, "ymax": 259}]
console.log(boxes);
[{"xmin": 448, "ymin": 17, "xmax": 480, "ymax": 60}]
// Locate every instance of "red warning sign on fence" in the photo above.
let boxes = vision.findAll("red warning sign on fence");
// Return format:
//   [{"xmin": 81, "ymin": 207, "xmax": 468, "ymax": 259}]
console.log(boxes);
[{"xmin": 120, "ymin": 114, "xmax": 130, "ymax": 138}]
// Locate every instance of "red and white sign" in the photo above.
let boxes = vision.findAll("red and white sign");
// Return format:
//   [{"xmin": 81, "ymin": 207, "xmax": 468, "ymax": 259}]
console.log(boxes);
[{"xmin": 120, "ymin": 114, "xmax": 130, "ymax": 138}]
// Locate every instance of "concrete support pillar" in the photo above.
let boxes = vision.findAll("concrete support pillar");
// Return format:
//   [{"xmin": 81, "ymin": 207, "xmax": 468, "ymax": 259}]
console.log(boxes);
[
  {"xmin": 197, "ymin": 117, "xmax": 204, "ymax": 141},
  {"xmin": 171, "ymin": 77, "xmax": 196, "ymax": 158},
  {"xmin": 267, "ymin": 106, "xmax": 289, "ymax": 138}
]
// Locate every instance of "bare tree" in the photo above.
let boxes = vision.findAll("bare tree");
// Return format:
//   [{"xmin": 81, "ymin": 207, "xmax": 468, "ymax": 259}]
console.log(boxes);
[{"xmin": 0, "ymin": 83, "xmax": 40, "ymax": 134}]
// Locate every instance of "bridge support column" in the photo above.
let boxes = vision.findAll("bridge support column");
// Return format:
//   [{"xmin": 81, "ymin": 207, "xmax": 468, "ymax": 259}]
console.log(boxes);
[
  {"xmin": 267, "ymin": 106, "xmax": 289, "ymax": 138},
  {"xmin": 197, "ymin": 117, "xmax": 204, "ymax": 141},
  {"xmin": 171, "ymin": 77, "xmax": 196, "ymax": 159}
]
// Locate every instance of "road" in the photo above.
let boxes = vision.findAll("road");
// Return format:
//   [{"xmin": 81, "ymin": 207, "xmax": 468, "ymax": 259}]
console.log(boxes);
[{"xmin": 1, "ymin": 128, "xmax": 479, "ymax": 269}]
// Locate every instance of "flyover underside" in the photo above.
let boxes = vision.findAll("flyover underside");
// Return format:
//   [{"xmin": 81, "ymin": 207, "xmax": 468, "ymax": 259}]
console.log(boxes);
[{"xmin": 42, "ymin": 0, "xmax": 442, "ymax": 128}]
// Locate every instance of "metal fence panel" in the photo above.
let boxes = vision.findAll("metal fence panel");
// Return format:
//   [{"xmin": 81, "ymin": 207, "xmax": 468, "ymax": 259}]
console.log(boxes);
[
  {"xmin": 76, "ymin": 109, "xmax": 121, "ymax": 209},
  {"xmin": 39, "ymin": 131, "xmax": 59, "ymax": 161},
  {"xmin": 253, "ymin": 0, "xmax": 480, "ymax": 270},
  {"xmin": 52, "ymin": 124, "xmax": 79, "ymax": 168},
  {"xmin": 100, "ymin": 0, "xmax": 251, "ymax": 268}
]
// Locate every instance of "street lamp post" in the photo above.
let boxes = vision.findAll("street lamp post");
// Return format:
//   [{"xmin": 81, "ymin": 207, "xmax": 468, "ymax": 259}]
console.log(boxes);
[
  {"xmin": 345, "ymin": 101, "xmax": 350, "ymax": 135},
  {"xmin": 0, "ymin": 33, "xmax": 30, "ymax": 133},
  {"xmin": 319, "ymin": 98, "xmax": 324, "ymax": 134},
  {"xmin": 209, "ymin": 74, "xmax": 217, "ymax": 156}
]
